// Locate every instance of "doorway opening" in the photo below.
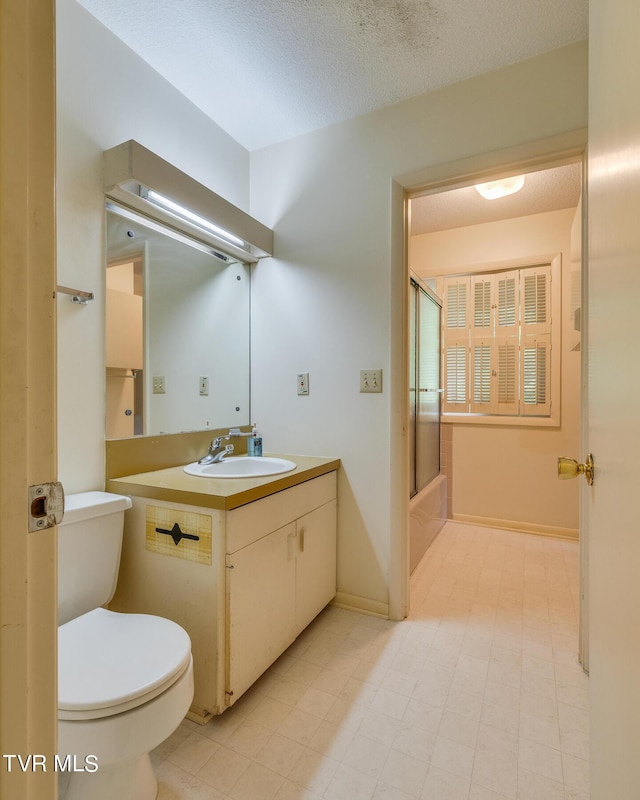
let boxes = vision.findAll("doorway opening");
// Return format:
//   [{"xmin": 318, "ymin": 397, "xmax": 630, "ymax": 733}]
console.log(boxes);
[{"xmin": 405, "ymin": 159, "xmax": 583, "ymax": 576}]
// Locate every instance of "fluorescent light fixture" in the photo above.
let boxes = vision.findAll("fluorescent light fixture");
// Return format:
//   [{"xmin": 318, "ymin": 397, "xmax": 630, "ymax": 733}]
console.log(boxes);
[
  {"xmin": 144, "ymin": 189, "xmax": 245, "ymax": 247},
  {"xmin": 104, "ymin": 142, "xmax": 273, "ymax": 261},
  {"xmin": 475, "ymin": 175, "xmax": 525, "ymax": 200},
  {"xmin": 106, "ymin": 202, "xmax": 234, "ymax": 262}
]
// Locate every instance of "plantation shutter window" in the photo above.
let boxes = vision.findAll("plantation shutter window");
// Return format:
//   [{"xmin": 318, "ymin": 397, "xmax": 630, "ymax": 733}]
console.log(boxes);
[
  {"xmin": 444, "ymin": 345, "xmax": 467, "ymax": 407},
  {"xmin": 521, "ymin": 266, "xmax": 551, "ymax": 336},
  {"xmin": 445, "ymin": 279, "xmax": 468, "ymax": 330},
  {"xmin": 495, "ymin": 338, "xmax": 519, "ymax": 415},
  {"xmin": 442, "ymin": 277, "xmax": 470, "ymax": 413},
  {"xmin": 497, "ymin": 274, "xmax": 518, "ymax": 332},
  {"xmin": 471, "ymin": 276, "xmax": 492, "ymax": 330},
  {"xmin": 440, "ymin": 263, "xmax": 554, "ymax": 419},
  {"xmin": 521, "ymin": 335, "xmax": 551, "ymax": 416},
  {"xmin": 469, "ymin": 340, "xmax": 493, "ymax": 412}
]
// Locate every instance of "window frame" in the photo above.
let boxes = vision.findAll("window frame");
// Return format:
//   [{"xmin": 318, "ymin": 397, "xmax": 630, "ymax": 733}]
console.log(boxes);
[{"xmin": 437, "ymin": 254, "xmax": 561, "ymax": 428}]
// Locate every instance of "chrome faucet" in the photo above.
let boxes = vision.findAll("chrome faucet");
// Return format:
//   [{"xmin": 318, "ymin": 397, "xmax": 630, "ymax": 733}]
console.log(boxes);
[{"xmin": 198, "ymin": 436, "xmax": 235, "ymax": 465}]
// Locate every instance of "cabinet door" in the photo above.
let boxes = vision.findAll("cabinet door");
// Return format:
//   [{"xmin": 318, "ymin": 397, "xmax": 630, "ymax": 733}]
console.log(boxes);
[
  {"xmin": 227, "ymin": 522, "xmax": 297, "ymax": 703},
  {"xmin": 294, "ymin": 500, "xmax": 337, "ymax": 635}
]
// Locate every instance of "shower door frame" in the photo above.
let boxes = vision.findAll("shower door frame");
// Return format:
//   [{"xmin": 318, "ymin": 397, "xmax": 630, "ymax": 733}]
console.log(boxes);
[{"xmin": 409, "ymin": 273, "xmax": 442, "ymax": 500}]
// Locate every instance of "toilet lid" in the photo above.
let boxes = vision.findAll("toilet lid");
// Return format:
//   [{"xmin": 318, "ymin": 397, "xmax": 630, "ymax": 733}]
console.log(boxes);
[{"xmin": 58, "ymin": 608, "xmax": 191, "ymax": 715}]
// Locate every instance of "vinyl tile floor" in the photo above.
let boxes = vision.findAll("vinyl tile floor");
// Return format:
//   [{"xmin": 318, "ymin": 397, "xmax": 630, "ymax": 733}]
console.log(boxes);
[{"xmin": 151, "ymin": 521, "xmax": 589, "ymax": 800}]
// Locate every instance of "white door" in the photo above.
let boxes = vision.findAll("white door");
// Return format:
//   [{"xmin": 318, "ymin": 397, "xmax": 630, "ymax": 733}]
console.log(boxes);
[
  {"xmin": 0, "ymin": 1, "xmax": 58, "ymax": 798},
  {"xmin": 587, "ymin": 1, "xmax": 640, "ymax": 795}
]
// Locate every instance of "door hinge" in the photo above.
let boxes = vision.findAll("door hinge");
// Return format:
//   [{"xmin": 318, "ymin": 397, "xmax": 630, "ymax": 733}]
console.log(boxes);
[{"xmin": 28, "ymin": 482, "xmax": 64, "ymax": 532}]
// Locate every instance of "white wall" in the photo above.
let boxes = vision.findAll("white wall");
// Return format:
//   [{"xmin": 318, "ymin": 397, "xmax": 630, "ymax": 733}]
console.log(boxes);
[
  {"xmin": 250, "ymin": 43, "xmax": 588, "ymax": 613},
  {"xmin": 56, "ymin": 0, "xmax": 250, "ymax": 491},
  {"xmin": 411, "ymin": 208, "xmax": 581, "ymax": 535}
]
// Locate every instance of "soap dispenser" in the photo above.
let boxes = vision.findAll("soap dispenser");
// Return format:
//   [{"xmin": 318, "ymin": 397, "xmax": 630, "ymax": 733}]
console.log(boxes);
[{"xmin": 247, "ymin": 424, "xmax": 262, "ymax": 457}]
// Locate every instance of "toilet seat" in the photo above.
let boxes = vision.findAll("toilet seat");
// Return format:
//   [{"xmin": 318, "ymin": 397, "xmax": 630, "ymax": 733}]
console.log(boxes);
[{"xmin": 59, "ymin": 607, "xmax": 191, "ymax": 721}]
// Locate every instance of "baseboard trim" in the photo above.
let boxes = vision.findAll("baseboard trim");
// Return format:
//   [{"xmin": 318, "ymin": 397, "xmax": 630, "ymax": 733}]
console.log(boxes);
[
  {"xmin": 451, "ymin": 513, "xmax": 579, "ymax": 541},
  {"xmin": 332, "ymin": 592, "xmax": 389, "ymax": 619}
]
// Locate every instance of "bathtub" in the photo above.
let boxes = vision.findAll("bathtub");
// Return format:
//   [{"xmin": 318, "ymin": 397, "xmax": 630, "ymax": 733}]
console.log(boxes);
[{"xmin": 409, "ymin": 473, "xmax": 447, "ymax": 573}]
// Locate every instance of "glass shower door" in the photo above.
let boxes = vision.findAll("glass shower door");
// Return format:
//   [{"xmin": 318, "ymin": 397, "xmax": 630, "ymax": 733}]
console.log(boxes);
[{"xmin": 410, "ymin": 278, "xmax": 441, "ymax": 496}]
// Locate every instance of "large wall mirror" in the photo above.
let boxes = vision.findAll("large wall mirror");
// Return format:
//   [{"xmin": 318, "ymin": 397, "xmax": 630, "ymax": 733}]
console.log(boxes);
[{"xmin": 105, "ymin": 204, "xmax": 250, "ymax": 439}]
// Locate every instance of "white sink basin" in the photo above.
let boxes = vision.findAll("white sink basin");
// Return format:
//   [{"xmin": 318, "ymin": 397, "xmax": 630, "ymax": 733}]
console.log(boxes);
[{"xmin": 183, "ymin": 456, "xmax": 297, "ymax": 479}]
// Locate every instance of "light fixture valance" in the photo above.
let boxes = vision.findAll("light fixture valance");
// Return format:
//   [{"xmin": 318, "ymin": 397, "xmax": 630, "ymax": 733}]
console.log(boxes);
[{"xmin": 103, "ymin": 140, "xmax": 273, "ymax": 262}]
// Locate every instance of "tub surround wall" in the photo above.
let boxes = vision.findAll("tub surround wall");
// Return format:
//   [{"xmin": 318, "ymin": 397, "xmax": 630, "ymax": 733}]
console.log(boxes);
[{"xmin": 409, "ymin": 475, "xmax": 447, "ymax": 574}]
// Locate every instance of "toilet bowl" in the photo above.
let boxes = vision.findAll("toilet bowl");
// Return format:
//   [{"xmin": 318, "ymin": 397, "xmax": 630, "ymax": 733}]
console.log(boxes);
[{"xmin": 57, "ymin": 491, "xmax": 194, "ymax": 800}]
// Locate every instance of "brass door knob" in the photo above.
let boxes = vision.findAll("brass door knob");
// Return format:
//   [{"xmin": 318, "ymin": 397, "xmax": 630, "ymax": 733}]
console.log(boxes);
[{"xmin": 557, "ymin": 454, "xmax": 594, "ymax": 485}]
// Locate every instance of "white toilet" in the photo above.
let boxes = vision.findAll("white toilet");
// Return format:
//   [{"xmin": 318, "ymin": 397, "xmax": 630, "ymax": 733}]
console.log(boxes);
[{"xmin": 57, "ymin": 491, "xmax": 194, "ymax": 800}]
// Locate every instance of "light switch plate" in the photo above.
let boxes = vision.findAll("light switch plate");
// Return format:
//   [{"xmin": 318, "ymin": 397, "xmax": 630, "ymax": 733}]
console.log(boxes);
[
  {"xmin": 199, "ymin": 376, "xmax": 209, "ymax": 396},
  {"xmin": 153, "ymin": 375, "xmax": 165, "ymax": 394},
  {"xmin": 360, "ymin": 369, "xmax": 382, "ymax": 393}
]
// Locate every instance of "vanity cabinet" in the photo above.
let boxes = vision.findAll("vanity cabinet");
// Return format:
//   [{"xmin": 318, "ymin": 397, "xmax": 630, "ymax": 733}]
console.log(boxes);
[
  {"xmin": 227, "ymin": 493, "xmax": 337, "ymax": 701},
  {"xmin": 111, "ymin": 470, "xmax": 337, "ymax": 722}
]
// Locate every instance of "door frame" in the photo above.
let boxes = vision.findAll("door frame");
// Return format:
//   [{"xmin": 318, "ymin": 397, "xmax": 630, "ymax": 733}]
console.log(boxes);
[
  {"xmin": 0, "ymin": 1, "xmax": 58, "ymax": 797},
  {"xmin": 578, "ymin": 156, "xmax": 590, "ymax": 672},
  {"xmin": 388, "ymin": 129, "xmax": 588, "ymax": 621}
]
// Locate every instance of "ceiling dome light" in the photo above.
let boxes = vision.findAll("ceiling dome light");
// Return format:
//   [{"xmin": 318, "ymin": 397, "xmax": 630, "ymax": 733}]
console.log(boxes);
[{"xmin": 475, "ymin": 175, "xmax": 525, "ymax": 200}]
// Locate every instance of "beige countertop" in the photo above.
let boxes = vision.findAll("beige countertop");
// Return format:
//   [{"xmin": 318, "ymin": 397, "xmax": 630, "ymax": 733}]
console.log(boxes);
[{"xmin": 105, "ymin": 453, "xmax": 340, "ymax": 511}]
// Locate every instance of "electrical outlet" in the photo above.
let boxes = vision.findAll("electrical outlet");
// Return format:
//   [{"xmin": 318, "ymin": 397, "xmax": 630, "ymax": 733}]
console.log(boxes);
[
  {"xmin": 360, "ymin": 369, "xmax": 382, "ymax": 393},
  {"xmin": 297, "ymin": 372, "xmax": 309, "ymax": 396},
  {"xmin": 152, "ymin": 375, "xmax": 165, "ymax": 394},
  {"xmin": 199, "ymin": 376, "xmax": 209, "ymax": 396}
]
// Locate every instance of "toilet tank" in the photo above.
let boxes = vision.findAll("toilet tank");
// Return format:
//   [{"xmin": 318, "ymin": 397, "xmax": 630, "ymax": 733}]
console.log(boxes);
[{"xmin": 58, "ymin": 491, "xmax": 132, "ymax": 626}]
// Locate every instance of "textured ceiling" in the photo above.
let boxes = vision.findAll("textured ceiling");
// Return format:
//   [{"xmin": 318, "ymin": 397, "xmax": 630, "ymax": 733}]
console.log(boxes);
[
  {"xmin": 410, "ymin": 162, "xmax": 582, "ymax": 235},
  {"xmin": 75, "ymin": 0, "xmax": 588, "ymax": 151}
]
